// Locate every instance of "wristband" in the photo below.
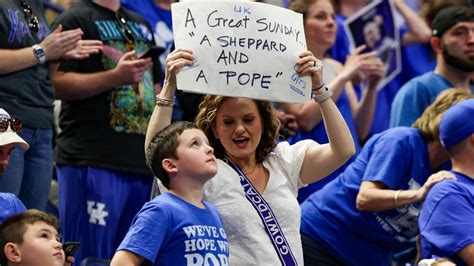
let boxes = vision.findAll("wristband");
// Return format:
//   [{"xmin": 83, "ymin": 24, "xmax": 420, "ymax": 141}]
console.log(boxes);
[
  {"xmin": 312, "ymin": 86, "xmax": 333, "ymax": 103},
  {"xmin": 312, "ymin": 83, "xmax": 325, "ymax": 92},
  {"xmin": 394, "ymin": 190, "xmax": 401, "ymax": 208},
  {"xmin": 155, "ymin": 96, "xmax": 174, "ymax": 107}
]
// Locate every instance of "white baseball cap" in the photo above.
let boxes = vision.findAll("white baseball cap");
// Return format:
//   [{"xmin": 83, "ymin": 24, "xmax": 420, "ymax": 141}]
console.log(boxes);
[{"xmin": 0, "ymin": 108, "xmax": 29, "ymax": 150}]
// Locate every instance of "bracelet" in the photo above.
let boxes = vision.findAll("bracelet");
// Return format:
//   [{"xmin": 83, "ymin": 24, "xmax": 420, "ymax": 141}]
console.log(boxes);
[
  {"xmin": 312, "ymin": 83, "xmax": 325, "ymax": 92},
  {"xmin": 312, "ymin": 86, "xmax": 333, "ymax": 103},
  {"xmin": 394, "ymin": 190, "xmax": 401, "ymax": 208},
  {"xmin": 155, "ymin": 96, "xmax": 174, "ymax": 107}
]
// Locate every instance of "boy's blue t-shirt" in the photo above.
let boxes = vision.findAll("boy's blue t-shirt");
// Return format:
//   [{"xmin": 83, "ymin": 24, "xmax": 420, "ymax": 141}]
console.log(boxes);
[
  {"xmin": 419, "ymin": 172, "xmax": 474, "ymax": 266},
  {"xmin": 301, "ymin": 127, "xmax": 431, "ymax": 265},
  {"xmin": 118, "ymin": 192, "xmax": 229, "ymax": 266}
]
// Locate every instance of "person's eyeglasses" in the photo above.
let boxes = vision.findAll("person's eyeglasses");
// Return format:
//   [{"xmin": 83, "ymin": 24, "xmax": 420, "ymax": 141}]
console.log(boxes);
[
  {"xmin": 19, "ymin": 0, "xmax": 39, "ymax": 34},
  {"xmin": 115, "ymin": 12, "xmax": 136, "ymax": 51},
  {"xmin": 0, "ymin": 118, "xmax": 22, "ymax": 133}
]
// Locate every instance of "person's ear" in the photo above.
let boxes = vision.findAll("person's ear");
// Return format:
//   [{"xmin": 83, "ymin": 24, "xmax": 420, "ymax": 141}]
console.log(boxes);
[
  {"xmin": 162, "ymin": 158, "xmax": 178, "ymax": 174},
  {"xmin": 431, "ymin": 37, "xmax": 443, "ymax": 53},
  {"xmin": 4, "ymin": 243, "xmax": 22, "ymax": 263}
]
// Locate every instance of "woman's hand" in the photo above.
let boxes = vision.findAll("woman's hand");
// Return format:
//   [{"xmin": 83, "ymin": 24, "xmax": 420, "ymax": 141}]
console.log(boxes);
[
  {"xmin": 164, "ymin": 48, "xmax": 195, "ymax": 89},
  {"xmin": 416, "ymin": 170, "xmax": 456, "ymax": 201},
  {"xmin": 359, "ymin": 56, "xmax": 385, "ymax": 89},
  {"xmin": 340, "ymin": 45, "xmax": 377, "ymax": 82},
  {"xmin": 296, "ymin": 51, "xmax": 323, "ymax": 90}
]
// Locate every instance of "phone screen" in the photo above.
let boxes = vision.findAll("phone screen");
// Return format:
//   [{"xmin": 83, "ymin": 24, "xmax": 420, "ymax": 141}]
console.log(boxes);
[{"xmin": 139, "ymin": 46, "xmax": 163, "ymax": 59}]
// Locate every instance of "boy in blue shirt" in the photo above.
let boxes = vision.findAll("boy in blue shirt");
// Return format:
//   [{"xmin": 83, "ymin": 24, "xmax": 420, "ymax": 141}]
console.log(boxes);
[
  {"xmin": 111, "ymin": 121, "xmax": 229, "ymax": 265},
  {"xmin": 419, "ymin": 99, "xmax": 474, "ymax": 265},
  {"xmin": 0, "ymin": 209, "xmax": 74, "ymax": 266}
]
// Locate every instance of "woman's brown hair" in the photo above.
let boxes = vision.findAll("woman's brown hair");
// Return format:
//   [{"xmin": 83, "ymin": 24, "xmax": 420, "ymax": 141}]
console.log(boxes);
[{"xmin": 195, "ymin": 96, "xmax": 280, "ymax": 163}]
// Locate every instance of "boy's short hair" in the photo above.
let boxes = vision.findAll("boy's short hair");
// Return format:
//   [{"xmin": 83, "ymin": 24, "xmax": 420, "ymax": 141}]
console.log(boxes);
[
  {"xmin": 146, "ymin": 121, "xmax": 199, "ymax": 189},
  {"xmin": 0, "ymin": 209, "xmax": 59, "ymax": 265}
]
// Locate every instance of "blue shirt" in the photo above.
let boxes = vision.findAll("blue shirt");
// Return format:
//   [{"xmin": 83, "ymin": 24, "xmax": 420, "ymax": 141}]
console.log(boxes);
[
  {"xmin": 118, "ymin": 193, "xmax": 229, "ymax": 265},
  {"xmin": 390, "ymin": 71, "xmax": 452, "ymax": 127},
  {"xmin": 301, "ymin": 127, "xmax": 431, "ymax": 265},
  {"xmin": 419, "ymin": 172, "xmax": 474, "ymax": 266},
  {"xmin": 0, "ymin": 193, "xmax": 26, "ymax": 222},
  {"xmin": 331, "ymin": 14, "xmax": 350, "ymax": 64}
]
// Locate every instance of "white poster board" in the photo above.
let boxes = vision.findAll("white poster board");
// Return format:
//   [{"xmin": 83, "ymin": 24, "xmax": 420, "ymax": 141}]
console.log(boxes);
[{"xmin": 172, "ymin": 1, "xmax": 310, "ymax": 103}]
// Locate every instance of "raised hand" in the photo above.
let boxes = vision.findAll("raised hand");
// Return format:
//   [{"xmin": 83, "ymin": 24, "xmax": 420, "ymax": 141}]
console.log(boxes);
[
  {"xmin": 296, "ymin": 51, "xmax": 323, "ymax": 90},
  {"xmin": 62, "ymin": 40, "xmax": 103, "ymax": 60},
  {"xmin": 164, "ymin": 48, "xmax": 195, "ymax": 89},
  {"xmin": 340, "ymin": 45, "xmax": 377, "ymax": 81},
  {"xmin": 40, "ymin": 25, "xmax": 84, "ymax": 61},
  {"xmin": 112, "ymin": 50, "xmax": 153, "ymax": 85},
  {"xmin": 359, "ymin": 56, "xmax": 385, "ymax": 89}
]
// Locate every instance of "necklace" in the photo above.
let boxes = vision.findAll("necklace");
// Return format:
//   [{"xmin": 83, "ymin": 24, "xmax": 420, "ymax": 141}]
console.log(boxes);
[{"xmin": 244, "ymin": 163, "xmax": 260, "ymax": 176}]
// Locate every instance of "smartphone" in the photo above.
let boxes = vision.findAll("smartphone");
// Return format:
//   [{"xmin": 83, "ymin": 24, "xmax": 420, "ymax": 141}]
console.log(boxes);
[
  {"xmin": 63, "ymin": 242, "xmax": 80, "ymax": 257},
  {"xmin": 139, "ymin": 46, "xmax": 163, "ymax": 59}
]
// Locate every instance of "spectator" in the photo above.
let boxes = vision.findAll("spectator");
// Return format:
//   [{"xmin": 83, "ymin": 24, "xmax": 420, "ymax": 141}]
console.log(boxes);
[
  {"xmin": 0, "ymin": 209, "xmax": 74, "ymax": 266},
  {"xmin": 396, "ymin": 0, "xmax": 471, "ymax": 91},
  {"xmin": 331, "ymin": 0, "xmax": 432, "ymax": 135},
  {"xmin": 111, "ymin": 121, "xmax": 228, "ymax": 265},
  {"xmin": 0, "ymin": 108, "xmax": 28, "ymax": 222},
  {"xmin": 390, "ymin": 6, "xmax": 474, "ymax": 127},
  {"xmin": 419, "ymin": 98, "xmax": 474, "ymax": 265},
  {"xmin": 282, "ymin": 0, "xmax": 384, "ymax": 201},
  {"xmin": 51, "ymin": 0, "xmax": 162, "ymax": 262},
  {"xmin": 121, "ymin": 0, "xmax": 173, "ymax": 78},
  {"xmin": 120, "ymin": 0, "xmax": 183, "ymax": 121},
  {"xmin": 145, "ymin": 48, "xmax": 355, "ymax": 265},
  {"xmin": 0, "ymin": 0, "xmax": 101, "ymax": 211},
  {"xmin": 300, "ymin": 88, "xmax": 472, "ymax": 265}
]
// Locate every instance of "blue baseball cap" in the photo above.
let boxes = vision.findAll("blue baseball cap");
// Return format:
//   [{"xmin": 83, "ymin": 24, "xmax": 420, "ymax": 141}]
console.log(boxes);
[{"xmin": 439, "ymin": 99, "xmax": 474, "ymax": 148}]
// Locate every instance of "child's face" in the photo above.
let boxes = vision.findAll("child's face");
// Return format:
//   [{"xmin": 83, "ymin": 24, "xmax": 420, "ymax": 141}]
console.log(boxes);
[
  {"xmin": 16, "ymin": 221, "xmax": 65, "ymax": 266},
  {"xmin": 174, "ymin": 128, "xmax": 217, "ymax": 180}
]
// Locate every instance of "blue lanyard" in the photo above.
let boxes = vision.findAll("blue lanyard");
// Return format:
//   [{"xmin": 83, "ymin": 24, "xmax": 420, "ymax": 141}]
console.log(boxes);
[{"xmin": 224, "ymin": 157, "xmax": 297, "ymax": 266}]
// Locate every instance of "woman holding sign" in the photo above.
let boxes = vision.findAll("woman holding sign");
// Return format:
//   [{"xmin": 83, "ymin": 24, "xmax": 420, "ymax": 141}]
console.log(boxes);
[
  {"xmin": 145, "ymin": 48, "xmax": 355, "ymax": 265},
  {"xmin": 282, "ymin": 0, "xmax": 385, "ymax": 202}
]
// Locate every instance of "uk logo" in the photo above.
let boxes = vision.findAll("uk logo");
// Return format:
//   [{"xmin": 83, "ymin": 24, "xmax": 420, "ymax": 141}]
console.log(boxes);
[{"xmin": 87, "ymin": 201, "xmax": 109, "ymax": 226}]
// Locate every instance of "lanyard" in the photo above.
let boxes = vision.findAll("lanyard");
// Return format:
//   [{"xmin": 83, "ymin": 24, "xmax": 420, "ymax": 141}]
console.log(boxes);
[{"xmin": 224, "ymin": 157, "xmax": 297, "ymax": 266}]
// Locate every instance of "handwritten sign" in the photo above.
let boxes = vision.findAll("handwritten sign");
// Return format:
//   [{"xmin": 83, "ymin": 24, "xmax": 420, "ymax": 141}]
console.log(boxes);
[{"xmin": 172, "ymin": 1, "xmax": 310, "ymax": 103}]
